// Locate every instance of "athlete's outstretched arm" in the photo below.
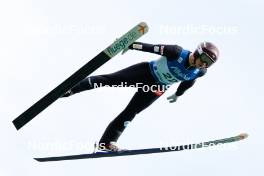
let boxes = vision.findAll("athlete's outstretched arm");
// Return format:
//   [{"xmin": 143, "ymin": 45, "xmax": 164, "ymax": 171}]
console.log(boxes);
[
  {"xmin": 168, "ymin": 79, "xmax": 197, "ymax": 103},
  {"xmin": 129, "ymin": 42, "xmax": 182, "ymax": 58},
  {"xmin": 167, "ymin": 68, "xmax": 207, "ymax": 103},
  {"xmin": 175, "ymin": 80, "xmax": 196, "ymax": 96},
  {"xmin": 175, "ymin": 68, "xmax": 207, "ymax": 96}
]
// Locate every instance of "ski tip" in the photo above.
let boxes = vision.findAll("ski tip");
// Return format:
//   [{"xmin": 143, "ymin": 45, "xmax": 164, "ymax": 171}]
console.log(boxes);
[
  {"xmin": 138, "ymin": 22, "xmax": 149, "ymax": 34},
  {"xmin": 139, "ymin": 22, "xmax": 147, "ymax": 26},
  {"xmin": 238, "ymin": 133, "xmax": 249, "ymax": 140}
]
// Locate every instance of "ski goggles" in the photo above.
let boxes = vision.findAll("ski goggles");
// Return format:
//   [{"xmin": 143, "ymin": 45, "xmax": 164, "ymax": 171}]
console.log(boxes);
[{"xmin": 194, "ymin": 46, "xmax": 215, "ymax": 67}]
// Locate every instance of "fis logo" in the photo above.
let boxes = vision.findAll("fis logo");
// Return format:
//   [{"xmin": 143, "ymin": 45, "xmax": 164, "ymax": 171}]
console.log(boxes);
[
  {"xmin": 171, "ymin": 66, "xmax": 192, "ymax": 80},
  {"xmin": 177, "ymin": 57, "xmax": 183, "ymax": 63}
]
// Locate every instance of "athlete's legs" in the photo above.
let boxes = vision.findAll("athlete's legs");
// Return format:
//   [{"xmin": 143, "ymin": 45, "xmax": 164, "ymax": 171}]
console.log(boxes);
[
  {"xmin": 61, "ymin": 62, "xmax": 167, "ymax": 146},
  {"xmin": 67, "ymin": 62, "xmax": 156, "ymax": 95},
  {"xmin": 99, "ymin": 88, "xmax": 165, "ymax": 145}
]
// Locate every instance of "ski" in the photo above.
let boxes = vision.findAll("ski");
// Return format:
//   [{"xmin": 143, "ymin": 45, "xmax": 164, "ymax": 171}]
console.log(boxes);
[
  {"xmin": 12, "ymin": 22, "xmax": 149, "ymax": 130},
  {"xmin": 35, "ymin": 133, "xmax": 248, "ymax": 162}
]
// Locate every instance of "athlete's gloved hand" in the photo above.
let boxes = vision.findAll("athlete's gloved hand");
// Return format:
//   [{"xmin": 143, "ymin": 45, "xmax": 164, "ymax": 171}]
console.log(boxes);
[
  {"xmin": 121, "ymin": 44, "xmax": 133, "ymax": 55},
  {"xmin": 121, "ymin": 47, "xmax": 129, "ymax": 55},
  {"xmin": 167, "ymin": 94, "xmax": 178, "ymax": 103},
  {"xmin": 60, "ymin": 89, "xmax": 74, "ymax": 98}
]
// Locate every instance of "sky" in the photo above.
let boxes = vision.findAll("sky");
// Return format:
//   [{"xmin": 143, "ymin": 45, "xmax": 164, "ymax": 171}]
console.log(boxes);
[{"xmin": 0, "ymin": 0, "xmax": 263, "ymax": 175}]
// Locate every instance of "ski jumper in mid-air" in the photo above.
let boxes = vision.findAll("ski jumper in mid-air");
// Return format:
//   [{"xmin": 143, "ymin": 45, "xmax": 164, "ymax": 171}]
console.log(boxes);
[{"xmin": 61, "ymin": 41, "xmax": 219, "ymax": 152}]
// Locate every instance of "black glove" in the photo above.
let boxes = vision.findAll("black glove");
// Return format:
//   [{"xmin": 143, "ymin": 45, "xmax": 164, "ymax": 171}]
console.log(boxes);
[{"xmin": 61, "ymin": 90, "xmax": 74, "ymax": 98}]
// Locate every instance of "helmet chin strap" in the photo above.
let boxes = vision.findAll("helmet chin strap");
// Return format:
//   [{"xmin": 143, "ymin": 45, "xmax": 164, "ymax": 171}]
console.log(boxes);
[
  {"xmin": 192, "ymin": 49, "xmax": 202, "ymax": 67},
  {"xmin": 186, "ymin": 54, "xmax": 197, "ymax": 70},
  {"xmin": 193, "ymin": 56, "xmax": 198, "ymax": 66},
  {"xmin": 191, "ymin": 52, "xmax": 198, "ymax": 66}
]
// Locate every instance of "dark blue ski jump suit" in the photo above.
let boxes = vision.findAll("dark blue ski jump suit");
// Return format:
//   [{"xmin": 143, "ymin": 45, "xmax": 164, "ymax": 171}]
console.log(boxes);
[{"xmin": 68, "ymin": 42, "xmax": 206, "ymax": 144}]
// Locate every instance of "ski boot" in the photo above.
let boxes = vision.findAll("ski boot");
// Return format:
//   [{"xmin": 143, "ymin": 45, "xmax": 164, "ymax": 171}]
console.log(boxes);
[{"xmin": 96, "ymin": 142, "xmax": 125, "ymax": 152}]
